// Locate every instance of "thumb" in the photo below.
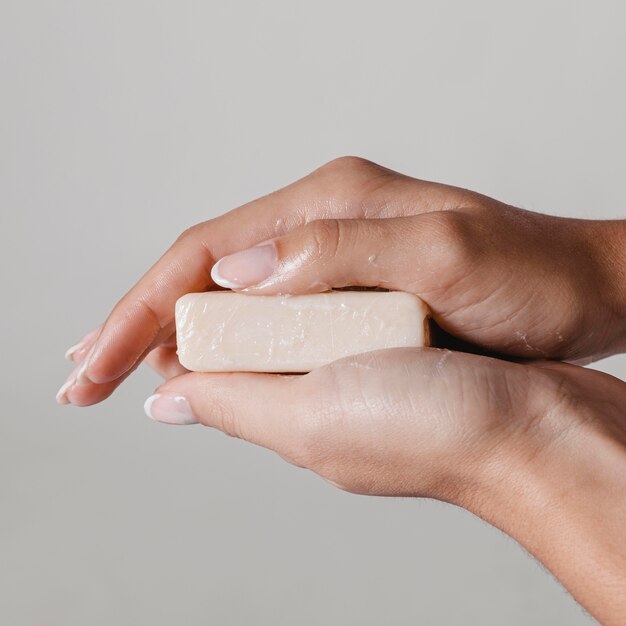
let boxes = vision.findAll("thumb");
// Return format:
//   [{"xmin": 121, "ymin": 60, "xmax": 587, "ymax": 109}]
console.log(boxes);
[
  {"xmin": 144, "ymin": 371, "xmax": 305, "ymax": 457},
  {"xmin": 209, "ymin": 212, "xmax": 470, "ymax": 295}
]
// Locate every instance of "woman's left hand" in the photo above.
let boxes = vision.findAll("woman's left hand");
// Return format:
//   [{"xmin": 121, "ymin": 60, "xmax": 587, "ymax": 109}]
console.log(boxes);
[{"xmin": 140, "ymin": 345, "xmax": 626, "ymax": 625}]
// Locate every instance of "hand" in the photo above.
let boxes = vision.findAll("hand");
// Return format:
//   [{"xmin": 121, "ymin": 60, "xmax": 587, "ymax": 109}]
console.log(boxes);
[
  {"xmin": 208, "ymin": 189, "xmax": 626, "ymax": 364},
  {"xmin": 141, "ymin": 346, "xmax": 626, "ymax": 626},
  {"xmin": 57, "ymin": 157, "xmax": 626, "ymax": 623},
  {"xmin": 57, "ymin": 156, "xmax": 626, "ymax": 406}
]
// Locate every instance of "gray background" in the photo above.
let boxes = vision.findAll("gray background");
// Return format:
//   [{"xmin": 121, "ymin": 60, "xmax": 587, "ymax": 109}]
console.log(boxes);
[{"xmin": 1, "ymin": 1, "xmax": 624, "ymax": 624}]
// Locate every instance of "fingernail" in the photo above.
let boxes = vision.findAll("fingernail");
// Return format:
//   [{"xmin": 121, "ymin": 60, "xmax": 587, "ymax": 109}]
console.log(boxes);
[
  {"xmin": 64, "ymin": 325, "xmax": 102, "ymax": 361},
  {"xmin": 64, "ymin": 341, "xmax": 85, "ymax": 361},
  {"xmin": 210, "ymin": 242, "xmax": 277, "ymax": 289},
  {"xmin": 144, "ymin": 393, "xmax": 198, "ymax": 425},
  {"xmin": 76, "ymin": 357, "xmax": 91, "ymax": 385},
  {"xmin": 56, "ymin": 376, "xmax": 76, "ymax": 405},
  {"xmin": 74, "ymin": 356, "xmax": 93, "ymax": 386}
]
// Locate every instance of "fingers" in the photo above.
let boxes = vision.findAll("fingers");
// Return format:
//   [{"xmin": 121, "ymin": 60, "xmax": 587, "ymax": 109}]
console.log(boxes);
[
  {"xmin": 144, "ymin": 346, "xmax": 189, "ymax": 380},
  {"xmin": 210, "ymin": 212, "xmax": 474, "ymax": 297},
  {"xmin": 56, "ymin": 321, "xmax": 177, "ymax": 404},
  {"xmin": 57, "ymin": 327, "xmax": 179, "ymax": 406},
  {"xmin": 56, "ymin": 357, "xmax": 137, "ymax": 407},
  {"xmin": 61, "ymin": 204, "xmax": 299, "ymax": 402},
  {"xmin": 59, "ymin": 156, "xmax": 469, "ymax": 407},
  {"xmin": 64, "ymin": 325, "xmax": 103, "ymax": 362},
  {"xmin": 69, "ymin": 157, "xmax": 390, "ymax": 395},
  {"xmin": 144, "ymin": 371, "xmax": 304, "ymax": 458}
]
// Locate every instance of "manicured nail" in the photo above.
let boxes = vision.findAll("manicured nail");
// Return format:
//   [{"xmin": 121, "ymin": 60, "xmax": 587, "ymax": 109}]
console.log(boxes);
[
  {"xmin": 56, "ymin": 375, "xmax": 76, "ymax": 405},
  {"xmin": 65, "ymin": 341, "xmax": 85, "ymax": 361},
  {"xmin": 210, "ymin": 243, "xmax": 277, "ymax": 289},
  {"xmin": 144, "ymin": 393, "xmax": 198, "ymax": 425},
  {"xmin": 64, "ymin": 325, "xmax": 102, "ymax": 361},
  {"xmin": 74, "ymin": 341, "xmax": 99, "ymax": 386},
  {"xmin": 74, "ymin": 356, "xmax": 93, "ymax": 386}
]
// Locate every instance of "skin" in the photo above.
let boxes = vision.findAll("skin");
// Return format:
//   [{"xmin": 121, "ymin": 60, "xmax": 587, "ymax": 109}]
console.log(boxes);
[{"xmin": 57, "ymin": 157, "xmax": 626, "ymax": 624}]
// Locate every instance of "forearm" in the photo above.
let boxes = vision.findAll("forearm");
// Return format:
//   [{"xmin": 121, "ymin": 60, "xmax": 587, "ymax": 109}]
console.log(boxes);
[{"xmin": 468, "ymin": 409, "xmax": 626, "ymax": 625}]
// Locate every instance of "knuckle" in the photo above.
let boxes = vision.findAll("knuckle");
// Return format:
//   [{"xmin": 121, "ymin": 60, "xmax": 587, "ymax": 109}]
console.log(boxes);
[
  {"xmin": 175, "ymin": 222, "xmax": 205, "ymax": 245},
  {"xmin": 208, "ymin": 397, "xmax": 242, "ymax": 439},
  {"xmin": 306, "ymin": 218, "xmax": 343, "ymax": 262},
  {"xmin": 421, "ymin": 210, "xmax": 481, "ymax": 270},
  {"xmin": 317, "ymin": 155, "xmax": 372, "ymax": 175},
  {"xmin": 173, "ymin": 222, "xmax": 216, "ymax": 271},
  {"xmin": 311, "ymin": 156, "xmax": 390, "ymax": 212}
]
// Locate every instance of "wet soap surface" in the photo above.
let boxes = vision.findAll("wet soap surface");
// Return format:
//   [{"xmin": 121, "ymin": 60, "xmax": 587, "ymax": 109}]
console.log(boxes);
[{"xmin": 175, "ymin": 291, "xmax": 430, "ymax": 373}]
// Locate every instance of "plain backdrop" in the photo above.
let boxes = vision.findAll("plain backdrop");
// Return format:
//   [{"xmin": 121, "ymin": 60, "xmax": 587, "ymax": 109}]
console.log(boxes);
[{"xmin": 1, "ymin": 1, "xmax": 624, "ymax": 624}]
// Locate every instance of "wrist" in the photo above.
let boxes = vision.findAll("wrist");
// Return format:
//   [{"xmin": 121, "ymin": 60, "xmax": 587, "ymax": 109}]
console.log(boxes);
[{"xmin": 467, "ymin": 395, "xmax": 626, "ymax": 624}]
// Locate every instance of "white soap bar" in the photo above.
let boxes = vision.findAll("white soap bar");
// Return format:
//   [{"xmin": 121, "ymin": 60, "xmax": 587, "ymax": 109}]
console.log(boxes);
[{"xmin": 175, "ymin": 291, "xmax": 430, "ymax": 373}]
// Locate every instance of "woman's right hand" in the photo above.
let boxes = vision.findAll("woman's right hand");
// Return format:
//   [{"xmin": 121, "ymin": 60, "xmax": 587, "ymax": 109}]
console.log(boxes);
[{"xmin": 57, "ymin": 156, "xmax": 626, "ymax": 406}]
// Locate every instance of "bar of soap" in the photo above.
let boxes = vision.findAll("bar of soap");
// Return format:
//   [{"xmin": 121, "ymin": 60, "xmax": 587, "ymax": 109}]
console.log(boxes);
[{"xmin": 175, "ymin": 291, "xmax": 430, "ymax": 373}]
